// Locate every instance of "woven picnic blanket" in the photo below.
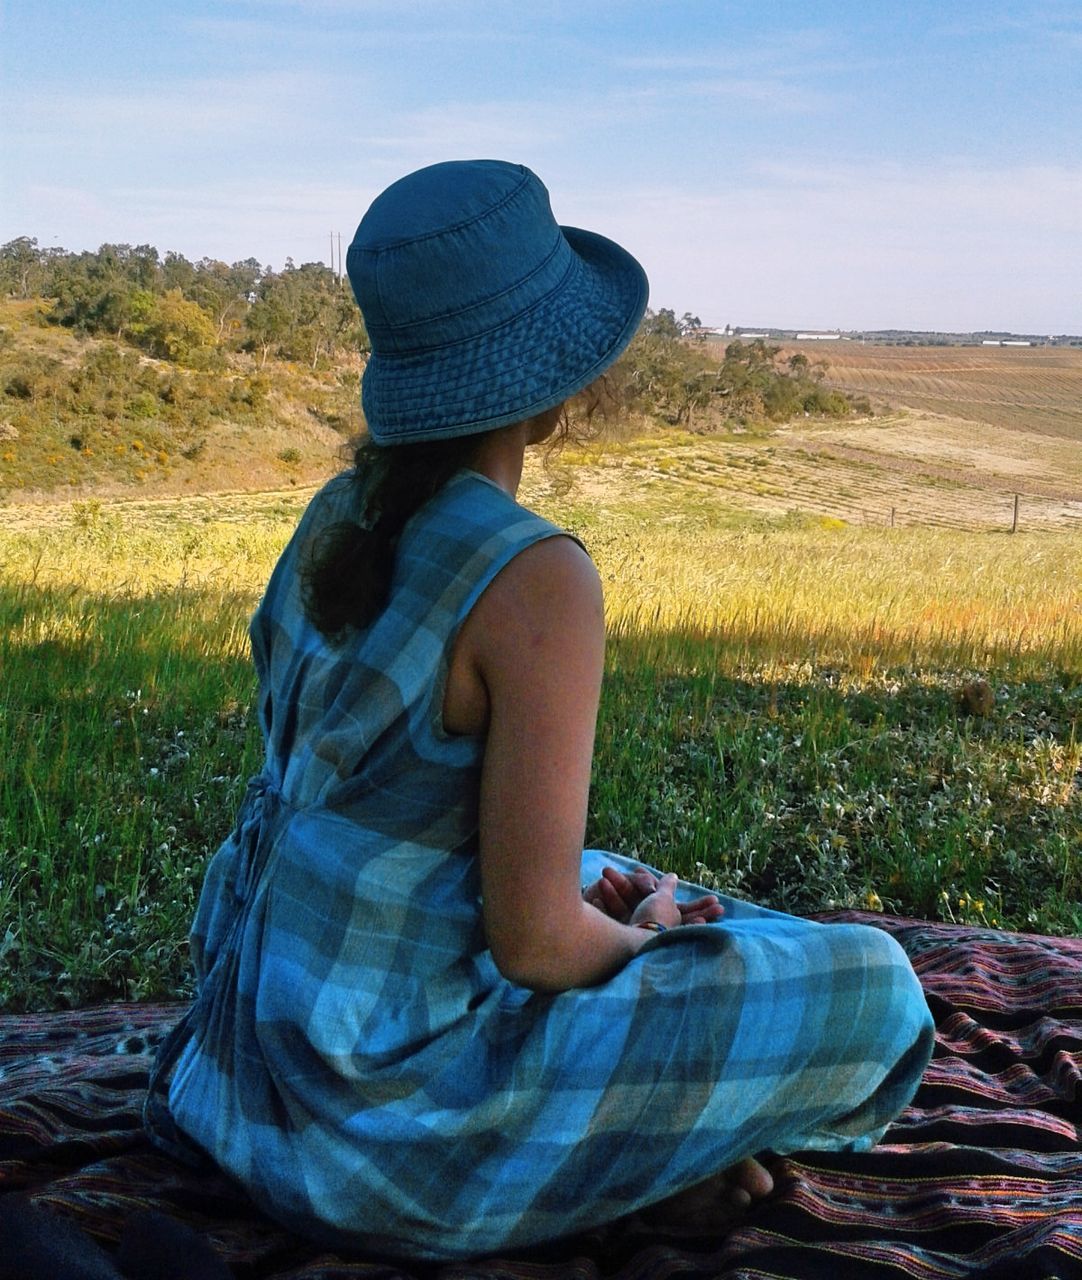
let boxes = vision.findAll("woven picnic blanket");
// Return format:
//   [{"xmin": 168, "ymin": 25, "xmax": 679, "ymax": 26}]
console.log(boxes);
[{"xmin": 1, "ymin": 912, "xmax": 1080, "ymax": 1279}]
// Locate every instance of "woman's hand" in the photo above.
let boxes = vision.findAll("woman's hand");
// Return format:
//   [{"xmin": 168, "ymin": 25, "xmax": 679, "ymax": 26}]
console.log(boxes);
[
  {"xmin": 677, "ymin": 892, "xmax": 726, "ymax": 925},
  {"xmin": 582, "ymin": 865, "xmax": 659, "ymax": 921},
  {"xmin": 585, "ymin": 865, "xmax": 725, "ymax": 926},
  {"xmin": 628, "ymin": 872, "xmax": 683, "ymax": 930}
]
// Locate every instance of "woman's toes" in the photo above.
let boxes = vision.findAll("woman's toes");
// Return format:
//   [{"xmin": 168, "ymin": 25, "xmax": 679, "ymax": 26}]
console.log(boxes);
[{"xmin": 733, "ymin": 1156, "xmax": 775, "ymax": 1200}]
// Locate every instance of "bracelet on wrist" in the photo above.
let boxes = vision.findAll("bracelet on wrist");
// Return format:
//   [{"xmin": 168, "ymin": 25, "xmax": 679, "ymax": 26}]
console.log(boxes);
[{"xmin": 635, "ymin": 921, "xmax": 667, "ymax": 933}]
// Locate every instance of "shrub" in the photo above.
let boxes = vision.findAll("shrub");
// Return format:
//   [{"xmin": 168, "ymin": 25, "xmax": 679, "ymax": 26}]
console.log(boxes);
[
  {"xmin": 3, "ymin": 354, "xmax": 63, "ymax": 401},
  {"xmin": 231, "ymin": 375, "xmax": 270, "ymax": 411},
  {"xmin": 128, "ymin": 391, "xmax": 159, "ymax": 418}
]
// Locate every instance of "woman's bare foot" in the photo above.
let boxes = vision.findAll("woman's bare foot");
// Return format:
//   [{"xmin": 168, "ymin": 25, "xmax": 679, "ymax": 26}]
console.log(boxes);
[
  {"xmin": 640, "ymin": 1156, "xmax": 775, "ymax": 1231},
  {"xmin": 722, "ymin": 1155, "xmax": 775, "ymax": 1209}
]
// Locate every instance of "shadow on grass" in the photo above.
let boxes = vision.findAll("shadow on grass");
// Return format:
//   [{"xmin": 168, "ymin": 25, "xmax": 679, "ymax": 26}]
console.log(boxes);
[
  {"xmin": 595, "ymin": 625, "xmax": 1080, "ymax": 936},
  {"xmin": 0, "ymin": 588, "xmax": 1078, "ymax": 1010}
]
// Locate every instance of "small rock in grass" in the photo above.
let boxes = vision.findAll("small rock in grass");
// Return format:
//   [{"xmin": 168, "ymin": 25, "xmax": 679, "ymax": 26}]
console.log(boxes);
[{"xmin": 959, "ymin": 678, "xmax": 995, "ymax": 717}]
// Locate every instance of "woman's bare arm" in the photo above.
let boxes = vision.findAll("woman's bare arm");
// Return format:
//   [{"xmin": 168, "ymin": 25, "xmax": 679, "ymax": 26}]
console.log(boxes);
[{"xmin": 462, "ymin": 536, "xmax": 677, "ymax": 990}]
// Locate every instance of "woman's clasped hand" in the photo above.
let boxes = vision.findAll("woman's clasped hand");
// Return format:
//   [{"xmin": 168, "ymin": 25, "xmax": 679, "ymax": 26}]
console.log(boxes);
[{"xmin": 583, "ymin": 864, "xmax": 725, "ymax": 929}]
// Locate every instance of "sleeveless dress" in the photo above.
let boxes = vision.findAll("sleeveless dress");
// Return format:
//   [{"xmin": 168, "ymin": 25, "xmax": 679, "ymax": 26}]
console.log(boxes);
[{"xmin": 160, "ymin": 469, "xmax": 934, "ymax": 1261}]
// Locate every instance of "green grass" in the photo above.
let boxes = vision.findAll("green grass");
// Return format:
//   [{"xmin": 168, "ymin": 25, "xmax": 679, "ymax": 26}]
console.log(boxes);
[
  {"xmin": 0, "ymin": 483, "xmax": 1079, "ymax": 1010},
  {"xmin": 592, "ymin": 649, "xmax": 1079, "ymax": 929},
  {"xmin": 0, "ymin": 580, "xmax": 265, "ymax": 1008}
]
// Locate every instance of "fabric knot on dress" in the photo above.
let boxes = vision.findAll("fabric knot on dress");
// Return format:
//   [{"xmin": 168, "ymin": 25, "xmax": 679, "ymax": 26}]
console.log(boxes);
[{"xmin": 230, "ymin": 775, "xmax": 288, "ymax": 903}]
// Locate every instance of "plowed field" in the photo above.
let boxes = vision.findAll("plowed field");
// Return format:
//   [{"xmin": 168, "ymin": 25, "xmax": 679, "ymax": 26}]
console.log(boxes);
[
  {"xmin": 803, "ymin": 342, "xmax": 1082, "ymax": 441},
  {"xmin": 581, "ymin": 342, "xmax": 1082, "ymax": 532}
]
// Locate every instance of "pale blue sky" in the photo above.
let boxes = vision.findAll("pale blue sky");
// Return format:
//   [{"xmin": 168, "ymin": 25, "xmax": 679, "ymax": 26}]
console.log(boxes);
[{"xmin": 2, "ymin": 0, "xmax": 1079, "ymax": 332}]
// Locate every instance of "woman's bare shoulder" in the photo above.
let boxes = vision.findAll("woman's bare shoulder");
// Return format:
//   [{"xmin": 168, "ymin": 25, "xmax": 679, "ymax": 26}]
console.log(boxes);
[
  {"xmin": 474, "ymin": 534, "xmax": 602, "ymax": 654},
  {"xmin": 445, "ymin": 534, "xmax": 600, "ymax": 736}
]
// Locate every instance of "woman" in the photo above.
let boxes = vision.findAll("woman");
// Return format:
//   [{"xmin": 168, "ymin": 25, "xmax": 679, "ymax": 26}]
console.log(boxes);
[{"xmin": 150, "ymin": 160, "xmax": 934, "ymax": 1260}]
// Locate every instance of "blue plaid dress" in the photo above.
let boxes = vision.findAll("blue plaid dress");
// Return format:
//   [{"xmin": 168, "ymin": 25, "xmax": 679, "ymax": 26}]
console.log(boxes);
[{"xmin": 164, "ymin": 470, "xmax": 934, "ymax": 1260}]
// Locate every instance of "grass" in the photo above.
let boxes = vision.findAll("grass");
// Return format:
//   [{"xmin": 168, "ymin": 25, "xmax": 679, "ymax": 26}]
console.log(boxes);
[{"xmin": 0, "ymin": 477, "xmax": 1079, "ymax": 1010}]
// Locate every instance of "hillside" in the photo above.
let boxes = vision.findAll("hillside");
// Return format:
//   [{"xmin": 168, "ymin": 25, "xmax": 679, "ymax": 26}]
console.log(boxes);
[
  {"xmin": 0, "ymin": 299, "xmax": 360, "ymax": 500},
  {"xmin": 3, "ymin": 298, "xmax": 1082, "ymax": 531},
  {"xmin": 787, "ymin": 342, "xmax": 1082, "ymax": 529}
]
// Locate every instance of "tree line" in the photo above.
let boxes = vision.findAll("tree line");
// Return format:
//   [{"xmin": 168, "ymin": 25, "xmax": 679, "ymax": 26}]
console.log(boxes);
[
  {"xmin": 0, "ymin": 236, "xmax": 365, "ymax": 371},
  {"xmin": 1, "ymin": 237, "xmax": 856, "ymax": 430}
]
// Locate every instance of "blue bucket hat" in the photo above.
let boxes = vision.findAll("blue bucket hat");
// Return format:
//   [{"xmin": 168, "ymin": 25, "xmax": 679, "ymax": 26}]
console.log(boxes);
[{"xmin": 347, "ymin": 160, "xmax": 649, "ymax": 445}]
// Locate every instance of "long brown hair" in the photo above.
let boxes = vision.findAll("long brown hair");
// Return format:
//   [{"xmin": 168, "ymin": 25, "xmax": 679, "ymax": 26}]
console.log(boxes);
[
  {"xmin": 301, "ymin": 378, "xmax": 617, "ymax": 640},
  {"xmin": 301, "ymin": 433, "xmax": 484, "ymax": 639}
]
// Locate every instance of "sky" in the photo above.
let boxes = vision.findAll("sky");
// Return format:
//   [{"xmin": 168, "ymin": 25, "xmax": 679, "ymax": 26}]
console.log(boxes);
[{"xmin": 1, "ymin": 0, "xmax": 1080, "ymax": 334}]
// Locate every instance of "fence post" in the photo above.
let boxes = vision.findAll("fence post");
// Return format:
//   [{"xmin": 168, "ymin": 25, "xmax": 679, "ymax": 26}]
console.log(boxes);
[
  {"xmin": 1011, "ymin": 493, "xmax": 1020, "ymax": 534},
  {"xmin": 890, "ymin": 507, "xmax": 895, "ymax": 528}
]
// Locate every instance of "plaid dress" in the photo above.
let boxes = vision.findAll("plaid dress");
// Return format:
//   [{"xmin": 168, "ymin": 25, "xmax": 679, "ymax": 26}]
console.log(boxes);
[{"xmin": 163, "ymin": 470, "xmax": 934, "ymax": 1261}]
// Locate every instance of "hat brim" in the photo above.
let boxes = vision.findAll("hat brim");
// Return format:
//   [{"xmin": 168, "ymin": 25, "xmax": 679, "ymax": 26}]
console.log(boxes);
[{"xmin": 361, "ymin": 226, "xmax": 648, "ymax": 445}]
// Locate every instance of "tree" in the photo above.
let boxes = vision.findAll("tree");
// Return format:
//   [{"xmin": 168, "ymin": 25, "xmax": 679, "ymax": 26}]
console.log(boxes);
[
  {"xmin": 50, "ymin": 245, "xmax": 145, "ymax": 337},
  {"xmin": 640, "ymin": 307, "xmax": 682, "ymax": 341},
  {"xmin": 52, "ymin": 270, "xmax": 138, "ymax": 338},
  {"xmin": 245, "ymin": 286, "xmax": 291, "ymax": 368},
  {"xmin": 162, "ymin": 251, "xmax": 197, "ymax": 294},
  {"xmin": 189, "ymin": 257, "xmax": 263, "ymax": 344},
  {"xmin": 141, "ymin": 289, "xmax": 218, "ymax": 363},
  {"xmin": 246, "ymin": 262, "xmax": 362, "ymax": 368},
  {"xmin": 126, "ymin": 244, "xmax": 162, "ymax": 290},
  {"xmin": 0, "ymin": 237, "xmax": 44, "ymax": 299},
  {"xmin": 715, "ymin": 341, "xmax": 783, "ymax": 420},
  {"xmin": 675, "ymin": 372, "xmax": 715, "ymax": 428},
  {"xmin": 714, "ymin": 340, "xmax": 851, "ymax": 424},
  {"xmin": 617, "ymin": 309, "xmax": 716, "ymax": 425}
]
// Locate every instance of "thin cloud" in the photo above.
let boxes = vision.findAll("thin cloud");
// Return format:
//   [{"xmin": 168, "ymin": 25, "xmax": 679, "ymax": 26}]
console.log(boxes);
[
  {"xmin": 1050, "ymin": 27, "xmax": 1082, "ymax": 49},
  {"xmin": 180, "ymin": 11, "xmax": 519, "ymax": 47},
  {"xmin": 218, "ymin": 0, "xmax": 492, "ymax": 13},
  {"xmin": 613, "ymin": 28, "xmax": 837, "ymax": 75},
  {"xmin": 358, "ymin": 89, "xmax": 656, "ymax": 158},
  {"xmin": 8, "ymin": 71, "xmax": 332, "ymax": 147},
  {"xmin": 16, "ymin": 178, "xmax": 374, "ymax": 266},
  {"xmin": 567, "ymin": 161, "xmax": 1082, "ymax": 331},
  {"xmin": 14, "ymin": 161, "xmax": 1081, "ymax": 331},
  {"xmin": 368, "ymin": 111, "xmax": 558, "ymax": 158},
  {"xmin": 610, "ymin": 38, "xmax": 845, "ymax": 115},
  {"xmin": 752, "ymin": 159, "xmax": 1082, "ymax": 235},
  {"xmin": 681, "ymin": 77, "xmax": 837, "ymax": 113},
  {"xmin": 933, "ymin": 9, "xmax": 1081, "ymax": 38}
]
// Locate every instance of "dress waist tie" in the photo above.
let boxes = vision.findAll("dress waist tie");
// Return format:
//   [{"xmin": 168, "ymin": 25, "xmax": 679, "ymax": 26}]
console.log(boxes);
[{"xmin": 143, "ymin": 774, "xmax": 286, "ymax": 1166}]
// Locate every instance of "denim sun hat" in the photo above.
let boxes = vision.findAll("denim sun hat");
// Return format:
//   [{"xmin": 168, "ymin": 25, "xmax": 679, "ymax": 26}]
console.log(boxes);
[{"xmin": 347, "ymin": 160, "xmax": 649, "ymax": 444}]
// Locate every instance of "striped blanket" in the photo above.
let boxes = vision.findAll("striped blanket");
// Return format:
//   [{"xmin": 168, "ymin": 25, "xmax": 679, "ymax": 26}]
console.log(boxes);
[{"xmin": 1, "ymin": 912, "xmax": 1079, "ymax": 1279}]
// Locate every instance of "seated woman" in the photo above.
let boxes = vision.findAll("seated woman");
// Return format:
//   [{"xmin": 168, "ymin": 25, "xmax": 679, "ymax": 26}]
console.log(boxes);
[{"xmin": 148, "ymin": 160, "xmax": 934, "ymax": 1261}]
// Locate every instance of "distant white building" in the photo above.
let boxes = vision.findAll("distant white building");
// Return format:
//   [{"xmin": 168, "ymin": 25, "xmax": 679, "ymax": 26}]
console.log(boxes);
[
  {"xmin": 1003, "ymin": 340, "xmax": 1032, "ymax": 346},
  {"xmin": 795, "ymin": 332, "xmax": 841, "ymax": 340},
  {"xmin": 982, "ymin": 340, "xmax": 1002, "ymax": 346},
  {"xmin": 737, "ymin": 332, "xmax": 769, "ymax": 339}
]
